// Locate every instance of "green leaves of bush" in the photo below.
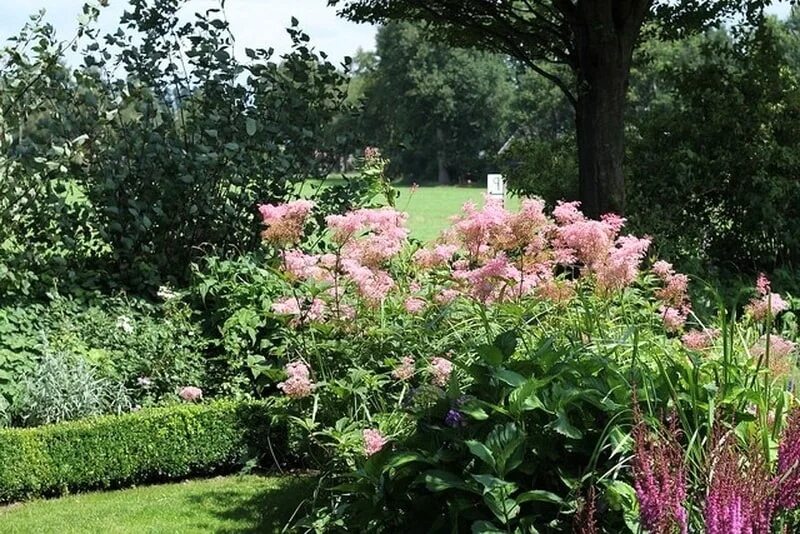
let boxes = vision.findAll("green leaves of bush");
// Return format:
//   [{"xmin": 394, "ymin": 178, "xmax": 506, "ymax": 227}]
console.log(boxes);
[{"xmin": 0, "ymin": 400, "xmax": 273, "ymax": 503}]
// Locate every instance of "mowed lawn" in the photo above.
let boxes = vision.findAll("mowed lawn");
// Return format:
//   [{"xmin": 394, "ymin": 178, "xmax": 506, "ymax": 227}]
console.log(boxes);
[
  {"xmin": 300, "ymin": 179, "xmax": 521, "ymax": 243},
  {"xmin": 0, "ymin": 475, "xmax": 315, "ymax": 534}
]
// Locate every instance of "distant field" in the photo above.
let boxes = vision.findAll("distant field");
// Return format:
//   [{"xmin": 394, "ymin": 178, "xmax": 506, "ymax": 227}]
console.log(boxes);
[{"xmin": 299, "ymin": 179, "xmax": 520, "ymax": 243}]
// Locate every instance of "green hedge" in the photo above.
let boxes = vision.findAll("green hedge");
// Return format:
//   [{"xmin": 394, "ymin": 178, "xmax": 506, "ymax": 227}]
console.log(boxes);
[{"xmin": 0, "ymin": 400, "xmax": 276, "ymax": 503}]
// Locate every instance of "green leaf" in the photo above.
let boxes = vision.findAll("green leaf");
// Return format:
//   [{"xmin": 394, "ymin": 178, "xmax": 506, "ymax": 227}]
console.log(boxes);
[
  {"xmin": 465, "ymin": 440, "xmax": 496, "ymax": 470},
  {"xmin": 423, "ymin": 470, "xmax": 474, "ymax": 492},
  {"xmin": 551, "ymin": 409, "xmax": 583, "ymax": 439},
  {"xmin": 384, "ymin": 452, "xmax": 429, "ymax": 470},
  {"xmin": 494, "ymin": 330, "xmax": 517, "ymax": 358},
  {"xmin": 517, "ymin": 490, "xmax": 564, "ymax": 505},
  {"xmin": 245, "ymin": 118, "xmax": 257, "ymax": 136},
  {"xmin": 478, "ymin": 344, "xmax": 503, "ymax": 366},
  {"xmin": 471, "ymin": 520, "xmax": 504, "ymax": 534},
  {"xmin": 485, "ymin": 423, "xmax": 525, "ymax": 477}
]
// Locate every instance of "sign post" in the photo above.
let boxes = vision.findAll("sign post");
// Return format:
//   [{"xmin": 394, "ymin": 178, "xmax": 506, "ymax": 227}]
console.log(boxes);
[{"xmin": 487, "ymin": 173, "xmax": 506, "ymax": 206}]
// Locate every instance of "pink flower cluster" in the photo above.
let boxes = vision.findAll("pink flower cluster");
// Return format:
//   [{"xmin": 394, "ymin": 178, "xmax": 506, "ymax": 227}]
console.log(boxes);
[
  {"xmin": 392, "ymin": 356, "xmax": 415, "ymax": 381},
  {"xmin": 681, "ymin": 328, "xmax": 719, "ymax": 351},
  {"xmin": 651, "ymin": 261, "xmax": 691, "ymax": 332},
  {"xmin": 258, "ymin": 200, "xmax": 314, "ymax": 246},
  {"xmin": 272, "ymin": 296, "xmax": 327, "ymax": 325},
  {"xmin": 775, "ymin": 409, "xmax": 800, "ymax": 510},
  {"xmin": 278, "ymin": 361, "xmax": 314, "ymax": 399},
  {"xmin": 179, "ymin": 386, "xmax": 203, "ymax": 402},
  {"xmin": 430, "ymin": 357, "xmax": 453, "ymax": 387},
  {"xmin": 745, "ymin": 274, "xmax": 789, "ymax": 322},
  {"xmin": 704, "ymin": 435, "xmax": 774, "ymax": 534},
  {"xmin": 554, "ymin": 202, "xmax": 650, "ymax": 292},
  {"xmin": 363, "ymin": 428, "xmax": 387, "ymax": 456}
]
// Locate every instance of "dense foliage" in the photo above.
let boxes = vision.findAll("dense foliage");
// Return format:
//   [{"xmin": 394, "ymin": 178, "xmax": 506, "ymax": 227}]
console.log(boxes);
[{"xmin": 0, "ymin": 400, "xmax": 273, "ymax": 503}]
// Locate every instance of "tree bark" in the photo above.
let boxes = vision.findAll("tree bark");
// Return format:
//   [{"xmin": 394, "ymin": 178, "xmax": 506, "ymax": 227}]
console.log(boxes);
[
  {"xmin": 436, "ymin": 127, "xmax": 451, "ymax": 185},
  {"xmin": 570, "ymin": 0, "xmax": 649, "ymax": 218}
]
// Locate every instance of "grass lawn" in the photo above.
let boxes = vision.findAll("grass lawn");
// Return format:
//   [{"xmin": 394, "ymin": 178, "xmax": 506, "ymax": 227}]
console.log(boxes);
[
  {"xmin": 0, "ymin": 475, "xmax": 315, "ymax": 534},
  {"xmin": 301, "ymin": 178, "xmax": 521, "ymax": 243}
]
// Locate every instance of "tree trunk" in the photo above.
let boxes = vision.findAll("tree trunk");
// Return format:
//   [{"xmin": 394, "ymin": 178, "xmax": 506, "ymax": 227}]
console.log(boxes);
[
  {"xmin": 570, "ymin": 1, "xmax": 648, "ymax": 218},
  {"xmin": 436, "ymin": 127, "xmax": 451, "ymax": 185}
]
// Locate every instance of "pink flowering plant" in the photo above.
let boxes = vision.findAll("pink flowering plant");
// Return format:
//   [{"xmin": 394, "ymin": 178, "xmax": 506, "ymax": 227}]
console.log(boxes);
[{"xmin": 252, "ymin": 193, "xmax": 800, "ymax": 532}]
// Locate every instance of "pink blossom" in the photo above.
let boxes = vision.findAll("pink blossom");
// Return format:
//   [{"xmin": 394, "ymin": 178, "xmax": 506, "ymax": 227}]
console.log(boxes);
[
  {"xmin": 341, "ymin": 260, "xmax": 395, "ymax": 305},
  {"xmin": 595, "ymin": 236, "xmax": 651, "ymax": 292},
  {"xmin": 179, "ymin": 386, "xmax": 203, "ymax": 402},
  {"xmin": 656, "ymin": 273, "xmax": 689, "ymax": 307},
  {"xmin": 272, "ymin": 296, "xmax": 327, "ymax": 324},
  {"xmin": 281, "ymin": 250, "xmax": 327, "ymax": 282},
  {"xmin": 449, "ymin": 198, "xmax": 510, "ymax": 259},
  {"xmin": 413, "ymin": 244, "xmax": 457, "ymax": 269},
  {"xmin": 552, "ymin": 201, "xmax": 585, "ymax": 225},
  {"xmin": 434, "ymin": 288, "xmax": 460, "ymax": 305},
  {"xmin": 278, "ymin": 361, "xmax": 314, "ymax": 399},
  {"xmin": 745, "ymin": 293, "xmax": 789, "ymax": 322},
  {"xmin": 392, "ymin": 356, "xmax": 415, "ymax": 381},
  {"xmin": 775, "ymin": 408, "xmax": 800, "ymax": 510},
  {"xmin": 681, "ymin": 329, "xmax": 719, "ymax": 351},
  {"xmin": 756, "ymin": 272, "xmax": 771, "ymax": 296},
  {"xmin": 652, "ymin": 260, "xmax": 675, "ymax": 280},
  {"xmin": 363, "ymin": 428, "xmax": 388, "ymax": 456},
  {"xmin": 430, "ymin": 357, "xmax": 453, "ymax": 387},
  {"xmin": 258, "ymin": 200, "xmax": 314, "ymax": 246},
  {"xmin": 404, "ymin": 297, "xmax": 426, "ymax": 314},
  {"xmin": 750, "ymin": 335, "xmax": 796, "ymax": 377},
  {"xmin": 660, "ymin": 306, "xmax": 689, "ymax": 332}
]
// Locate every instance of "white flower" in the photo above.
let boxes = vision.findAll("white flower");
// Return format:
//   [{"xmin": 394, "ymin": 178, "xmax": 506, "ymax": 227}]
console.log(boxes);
[
  {"xmin": 116, "ymin": 315, "xmax": 134, "ymax": 334},
  {"xmin": 157, "ymin": 285, "xmax": 179, "ymax": 300}
]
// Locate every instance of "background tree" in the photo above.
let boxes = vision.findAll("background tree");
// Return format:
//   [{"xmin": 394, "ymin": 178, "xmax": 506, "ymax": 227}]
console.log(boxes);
[
  {"xmin": 332, "ymin": 0, "xmax": 791, "ymax": 217},
  {"xmin": 356, "ymin": 22, "xmax": 514, "ymax": 184}
]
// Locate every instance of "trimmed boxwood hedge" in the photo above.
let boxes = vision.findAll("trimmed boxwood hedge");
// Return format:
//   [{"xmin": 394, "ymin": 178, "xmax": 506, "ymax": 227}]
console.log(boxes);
[{"xmin": 0, "ymin": 400, "xmax": 276, "ymax": 503}]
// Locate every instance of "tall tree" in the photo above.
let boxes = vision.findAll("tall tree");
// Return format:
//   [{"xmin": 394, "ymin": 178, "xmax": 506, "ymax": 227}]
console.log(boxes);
[
  {"xmin": 357, "ymin": 22, "xmax": 514, "ymax": 184},
  {"xmin": 331, "ymin": 0, "xmax": 787, "ymax": 217}
]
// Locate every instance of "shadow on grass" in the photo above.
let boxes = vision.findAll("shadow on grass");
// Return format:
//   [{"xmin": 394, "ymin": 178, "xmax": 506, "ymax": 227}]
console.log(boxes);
[{"xmin": 185, "ymin": 475, "xmax": 317, "ymax": 534}]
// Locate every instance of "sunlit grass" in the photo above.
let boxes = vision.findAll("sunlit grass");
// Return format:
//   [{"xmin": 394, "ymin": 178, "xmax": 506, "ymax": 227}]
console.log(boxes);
[{"xmin": 0, "ymin": 475, "xmax": 315, "ymax": 534}]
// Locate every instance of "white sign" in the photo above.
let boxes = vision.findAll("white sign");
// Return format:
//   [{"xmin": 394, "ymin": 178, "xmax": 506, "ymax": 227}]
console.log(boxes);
[{"xmin": 487, "ymin": 173, "xmax": 506, "ymax": 205}]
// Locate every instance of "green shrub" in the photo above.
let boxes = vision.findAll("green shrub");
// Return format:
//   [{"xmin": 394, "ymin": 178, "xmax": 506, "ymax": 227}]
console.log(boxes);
[{"xmin": 0, "ymin": 400, "xmax": 276, "ymax": 503}]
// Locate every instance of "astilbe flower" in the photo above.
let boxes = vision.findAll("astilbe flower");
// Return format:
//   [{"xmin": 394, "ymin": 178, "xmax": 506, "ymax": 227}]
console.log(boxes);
[
  {"xmin": 632, "ymin": 406, "xmax": 688, "ymax": 534},
  {"xmin": 651, "ymin": 261, "xmax": 692, "ymax": 330},
  {"xmin": 363, "ymin": 428, "xmax": 387, "ymax": 456},
  {"xmin": 594, "ymin": 235, "xmax": 652, "ymax": 292},
  {"xmin": 430, "ymin": 357, "xmax": 453, "ymax": 387},
  {"xmin": 745, "ymin": 274, "xmax": 789, "ymax": 322},
  {"xmin": 278, "ymin": 361, "xmax": 314, "ymax": 399},
  {"xmin": 258, "ymin": 199, "xmax": 315, "ymax": 246},
  {"xmin": 572, "ymin": 486, "xmax": 598, "ymax": 534},
  {"xmin": 682, "ymin": 328, "xmax": 719, "ymax": 351},
  {"xmin": 392, "ymin": 356, "xmax": 415, "ymax": 381},
  {"xmin": 179, "ymin": 386, "xmax": 203, "ymax": 402},
  {"xmin": 704, "ymin": 433, "xmax": 774, "ymax": 534},
  {"xmin": 775, "ymin": 408, "xmax": 800, "ymax": 511}
]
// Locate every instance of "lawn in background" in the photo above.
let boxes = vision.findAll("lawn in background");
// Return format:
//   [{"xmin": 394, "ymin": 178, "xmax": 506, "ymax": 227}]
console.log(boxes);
[
  {"xmin": 0, "ymin": 475, "xmax": 315, "ymax": 534},
  {"xmin": 300, "ymin": 178, "xmax": 520, "ymax": 243}
]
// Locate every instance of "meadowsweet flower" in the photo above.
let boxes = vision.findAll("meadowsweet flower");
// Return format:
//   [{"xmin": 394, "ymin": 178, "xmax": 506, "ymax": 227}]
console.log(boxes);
[
  {"xmin": 430, "ymin": 357, "xmax": 453, "ymax": 387},
  {"xmin": 750, "ymin": 335, "xmax": 796, "ymax": 377},
  {"xmin": 632, "ymin": 407, "xmax": 688, "ymax": 534},
  {"xmin": 258, "ymin": 199, "xmax": 314, "ymax": 246},
  {"xmin": 652, "ymin": 260, "xmax": 675, "ymax": 280},
  {"xmin": 595, "ymin": 235, "xmax": 651, "ymax": 292},
  {"xmin": 660, "ymin": 305, "xmax": 689, "ymax": 332},
  {"xmin": 434, "ymin": 288, "xmax": 460, "ymax": 305},
  {"xmin": 363, "ymin": 146, "xmax": 381, "ymax": 161},
  {"xmin": 413, "ymin": 244, "xmax": 457, "ymax": 269},
  {"xmin": 341, "ymin": 260, "xmax": 395, "ymax": 305},
  {"xmin": 745, "ymin": 293, "xmax": 789, "ymax": 322},
  {"xmin": 404, "ymin": 296, "xmax": 426, "ymax": 314},
  {"xmin": 392, "ymin": 356, "xmax": 415, "ymax": 381},
  {"xmin": 271, "ymin": 297, "xmax": 327, "ymax": 324},
  {"xmin": 537, "ymin": 279, "xmax": 576, "ymax": 305},
  {"xmin": 363, "ymin": 428, "xmax": 387, "ymax": 456},
  {"xmin": 179, "ymin": 386, "xmax": 203, "ymax": 401},
  {"xmin": 681, "ymin": 329, "xmax": 719, "ymax": 351},
  {"xmin": 552, "ymin": 200, "xmax": 585, "ymax": 225},
  {"xmin": 278, "ymin": 361, "xmax": 314, "ymax": 399},
  {"xmin": 756, "ymin": 272, "xmax": 771, "ymax": 296}
]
